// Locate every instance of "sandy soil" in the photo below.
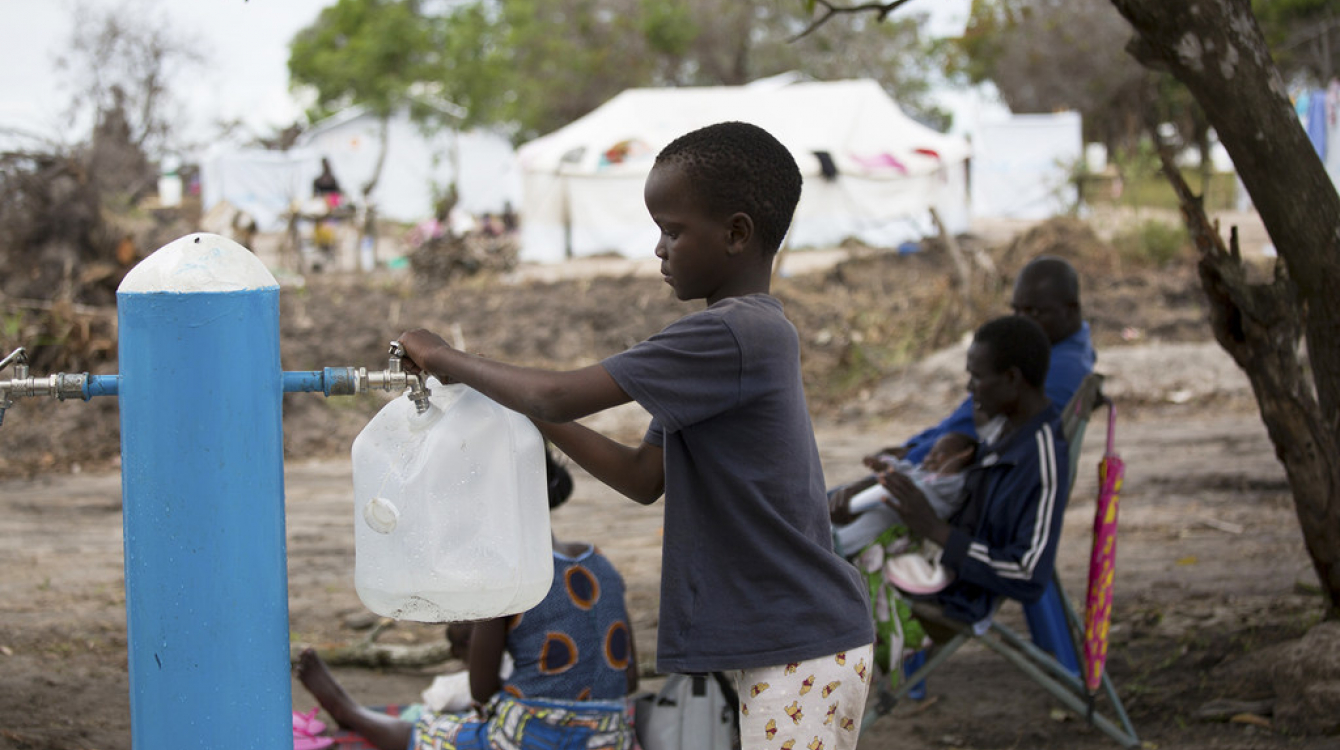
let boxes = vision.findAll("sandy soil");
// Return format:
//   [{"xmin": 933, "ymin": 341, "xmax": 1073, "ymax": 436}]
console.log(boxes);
[{"xmin": 0, "ymin": 212, "xmax": 1334, "ymax": 749}]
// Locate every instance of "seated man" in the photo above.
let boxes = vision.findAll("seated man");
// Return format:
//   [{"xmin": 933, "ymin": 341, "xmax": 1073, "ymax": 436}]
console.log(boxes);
[
  {"xmin": 888, "ymin": 255, "xmax": 1093, "ymax": 466},
  {"xmin": 829, "ymin": 254, "xmax": 1092, "ymax": 534},
  {"xmin": 879, "ymin": 315, "xmax": 1070, "ymax": 627}
]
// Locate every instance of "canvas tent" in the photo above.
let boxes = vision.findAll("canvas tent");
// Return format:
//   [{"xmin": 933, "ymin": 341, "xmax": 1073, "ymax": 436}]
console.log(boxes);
[
  {"xmin": 969, "ymin": 111, "xmax": 1084, "ymax": 220},
  {"xmin": 199, "ymin": 107, "xmax": 522, "ymax": 232},
  {"xmin": 296, "ymin": 107, "xmax": 522, "ymax": 225},
  {"xmin": 200, "ymin": 147, "xmax": 324, "ymax": 232},
  {"xmin": 516, "ymin": 78, "xmax": 971, "ymax": 263}
]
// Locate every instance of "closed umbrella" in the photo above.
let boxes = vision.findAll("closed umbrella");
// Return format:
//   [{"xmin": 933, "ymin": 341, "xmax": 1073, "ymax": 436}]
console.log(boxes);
[{"xmin": 1083, "ymin": 401, "xmax": 1124, "ymax": 694}]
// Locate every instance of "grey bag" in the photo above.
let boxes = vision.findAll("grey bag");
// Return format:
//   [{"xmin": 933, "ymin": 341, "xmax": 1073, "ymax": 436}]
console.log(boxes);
[{"xmin": 635, "ymin": 672, "xmax": 738, "ymax": 750}]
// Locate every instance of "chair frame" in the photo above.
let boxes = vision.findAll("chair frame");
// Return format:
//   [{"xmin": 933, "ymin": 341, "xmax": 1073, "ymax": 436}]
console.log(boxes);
[{"xmin": 862, "ymin": 373, "xmax": 1140, "ymax": 748}]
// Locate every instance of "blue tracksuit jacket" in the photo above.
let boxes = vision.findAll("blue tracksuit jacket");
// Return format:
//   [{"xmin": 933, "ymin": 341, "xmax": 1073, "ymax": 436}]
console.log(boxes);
[{"xmin": 936, "ymin": 402, "xmax": 1070, "ymax": 624}]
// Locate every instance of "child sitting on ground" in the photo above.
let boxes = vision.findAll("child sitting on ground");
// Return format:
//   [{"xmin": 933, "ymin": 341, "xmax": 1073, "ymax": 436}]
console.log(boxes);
[
  {"xmin": 395, "ymin": 121, "xmax": 874, "ymax": 750},
  {"xmin": 295, "ymin": 450, "xmax": 640, "ymax": 750}
]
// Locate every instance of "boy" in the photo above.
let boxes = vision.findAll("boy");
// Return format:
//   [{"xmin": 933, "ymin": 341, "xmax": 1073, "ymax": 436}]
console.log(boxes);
[{"xmin": 397, "ymin": 121, "xmax": 873, "ymax": 750}]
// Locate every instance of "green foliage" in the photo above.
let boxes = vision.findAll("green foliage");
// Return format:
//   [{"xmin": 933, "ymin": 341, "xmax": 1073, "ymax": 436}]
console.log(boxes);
[
  {"xmin": 286, "ymin": 0, "xmax": 957, "ymax": 144},
  {"xmin": 640, "ymin": 1, "xmax": 697, "ymax": 57},
  {"xmin": 288, "ymin": 0, "xmax": 435, "ymax": 119},
  {"xmin": 1111, "ymin": 220, "xmax": 1190, "ymax": 268},
  {"xmin": 1252, "ymin": 0, "xmax": 1340, "ymax": 85}
]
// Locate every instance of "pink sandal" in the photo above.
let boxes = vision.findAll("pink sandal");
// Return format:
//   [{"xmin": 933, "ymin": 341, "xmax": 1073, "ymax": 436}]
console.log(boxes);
[{"xmin": 293, "ymin": 708, "xmax": 334, "ymax": 750}]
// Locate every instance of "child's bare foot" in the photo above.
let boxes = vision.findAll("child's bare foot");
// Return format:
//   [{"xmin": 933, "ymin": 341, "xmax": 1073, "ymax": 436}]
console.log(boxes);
[{"xmin": 295, "ymin": 648, "xmax": 360, "ymax": 729}]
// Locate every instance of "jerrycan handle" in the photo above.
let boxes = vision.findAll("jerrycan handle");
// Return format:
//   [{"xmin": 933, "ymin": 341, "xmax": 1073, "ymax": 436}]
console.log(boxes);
[{"xmin": 387, "ymin": 340, "xmax": 432, "ymax": 413}]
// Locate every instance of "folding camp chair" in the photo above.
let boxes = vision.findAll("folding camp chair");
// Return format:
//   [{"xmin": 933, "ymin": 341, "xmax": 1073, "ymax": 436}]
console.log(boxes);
[{"xmin": 862, "ymin": 373, "xmax": 1140, "ymax": 748}]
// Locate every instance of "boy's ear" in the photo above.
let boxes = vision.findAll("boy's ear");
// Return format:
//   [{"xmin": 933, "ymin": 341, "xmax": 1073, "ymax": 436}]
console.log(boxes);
[{"xmin": 724, "ymin": 212, "xmax": 753, "ymax": 255}]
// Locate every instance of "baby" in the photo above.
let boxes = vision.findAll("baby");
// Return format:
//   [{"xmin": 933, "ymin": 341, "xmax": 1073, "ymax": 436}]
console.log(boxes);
[{"xmin": 832, "ymin": 431, "xmax": 977, "ymax": 557}]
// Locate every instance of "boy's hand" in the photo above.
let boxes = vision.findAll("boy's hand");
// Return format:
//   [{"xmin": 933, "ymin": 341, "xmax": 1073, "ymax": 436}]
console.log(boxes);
[
  {"xmin": 879, "ymin": 471, "xmax": 951, "ymax": 546},
  {"xmin": 397, "ymin": 329, "xmax": 453, "ymax": 378}
]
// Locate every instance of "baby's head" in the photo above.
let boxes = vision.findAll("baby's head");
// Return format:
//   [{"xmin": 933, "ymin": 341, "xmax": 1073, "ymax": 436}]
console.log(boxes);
[
  {"xmin": 922, "ymin": 431, "xmax": 978, "ymax": 474},
  {"xmin": 651, "ymin": 121, "xmax": 802, "ymax": 255}
]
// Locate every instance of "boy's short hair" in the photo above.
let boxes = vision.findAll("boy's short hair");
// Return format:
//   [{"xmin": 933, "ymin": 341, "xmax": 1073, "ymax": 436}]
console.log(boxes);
[
  {"xmin": 654, "ymin": 121, "xmax": 802, "ymax": 254},
  {"xmin": 973, "ymin": 316, "xmax": 1051, "ymax": 388}
]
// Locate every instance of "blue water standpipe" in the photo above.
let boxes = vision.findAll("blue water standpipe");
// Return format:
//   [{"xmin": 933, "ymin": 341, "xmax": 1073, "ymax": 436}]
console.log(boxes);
[{"xmin": 0, "ymin": 233, "xmax": 428, "ymax": 750}]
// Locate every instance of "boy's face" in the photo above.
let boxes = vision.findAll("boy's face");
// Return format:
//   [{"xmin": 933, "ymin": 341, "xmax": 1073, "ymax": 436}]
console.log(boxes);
[
  {"xmin": 965, "ymin": 341, "xmax": 1018, "ymax": 421},
  {"xmin": 644, "ymin": 162, "xmax": 735, "ymax": 303}
]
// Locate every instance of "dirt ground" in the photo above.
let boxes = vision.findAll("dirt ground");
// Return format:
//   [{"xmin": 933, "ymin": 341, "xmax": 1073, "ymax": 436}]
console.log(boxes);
[{"xmin": 1, "ymin": 212, "xmax": 1335, "ymax": 749}]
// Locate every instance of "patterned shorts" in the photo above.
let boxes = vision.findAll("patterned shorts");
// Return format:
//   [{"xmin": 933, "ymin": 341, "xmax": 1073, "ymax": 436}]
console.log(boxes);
[
  {"xmin": 413, "ymin": 695, "xmax": 633, "ymax": 750},
  {"xmin": 729, "ymin": 644, "xmax": 874, "ymax": 750}
]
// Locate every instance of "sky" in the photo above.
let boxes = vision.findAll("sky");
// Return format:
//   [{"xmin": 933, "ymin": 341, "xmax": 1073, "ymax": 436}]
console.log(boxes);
[
  {"xmin": 0, "ymin": 0, "xmax": 338, "ymax": 151},
  {"xmin": 0, "ymin": 0, "xmax": 974, "ymax": 155}
]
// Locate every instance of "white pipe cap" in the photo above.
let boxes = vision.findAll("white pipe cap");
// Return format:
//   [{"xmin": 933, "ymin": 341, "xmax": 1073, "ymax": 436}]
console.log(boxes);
[{"xmin": 119, "ymin": 233, "xmax": 278, "ymax": 293}]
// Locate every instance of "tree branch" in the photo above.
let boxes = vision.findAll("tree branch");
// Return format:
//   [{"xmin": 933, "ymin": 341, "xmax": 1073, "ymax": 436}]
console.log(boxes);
[{"xmin": 791, "ymin": 0, "xmax": 919, "ymax": 42}]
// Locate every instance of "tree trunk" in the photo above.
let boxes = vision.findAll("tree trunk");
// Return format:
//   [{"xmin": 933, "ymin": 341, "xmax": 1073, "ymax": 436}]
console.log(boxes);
[{"xmin": 1110, "ymin": 0, "xmax": 1340, "ymax": 617}]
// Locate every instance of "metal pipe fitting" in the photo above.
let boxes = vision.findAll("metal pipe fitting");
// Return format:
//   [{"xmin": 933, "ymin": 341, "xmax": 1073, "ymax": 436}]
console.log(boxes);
[
  {"xmin": 282, "ymin": 344, "xmax": 433, "ymax": 412},
  {"xmin": 387, "ymin": 340, "xmax": 432, "ymax": 413},
  {"xmin": 0, "ymin": 347, "xmax": 105, "ymax": 427}
]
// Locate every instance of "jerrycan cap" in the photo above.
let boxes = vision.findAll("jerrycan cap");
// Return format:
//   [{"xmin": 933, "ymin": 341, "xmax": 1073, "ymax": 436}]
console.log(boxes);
[{"xmin": 363, "ymin": 496, "xmax": 400, "ymax": 533}]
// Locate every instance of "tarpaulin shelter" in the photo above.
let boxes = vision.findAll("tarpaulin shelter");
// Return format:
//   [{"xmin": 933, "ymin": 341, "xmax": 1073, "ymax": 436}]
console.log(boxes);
[
  {"xmin": 969, "ymin": 111, "xmax": 1083, "ymax": 220},
  {"xmin": 296, "ymin": 107, "xmax": 522, "ymax": 225},
  {"xmin": 199, "ymin": 108, "xmax": 522, "ymax": 232},
  {"xmin": 515, "ymin": 78, "xmax": 971, "ymax": 263}
]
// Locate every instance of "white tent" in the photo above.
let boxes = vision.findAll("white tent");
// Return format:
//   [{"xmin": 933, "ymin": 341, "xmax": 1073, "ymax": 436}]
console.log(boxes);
[
  {"xmin": 200, "ymin": 146, "xmax": 323, "ymax": 232},
  {"xmin": 200, "ymin": 108, "xmax": 523, "ymax": 232},
  {"xmin": 516, "ymin": 78, "xmax": 971, "ymax": 263},
  {"xmin": 969, "ymin": 111, "xmax": 1084, "ymax": 220},
  {"xmin": 297, "ymin": 108, "xmax": 522, "ymax": 225}
]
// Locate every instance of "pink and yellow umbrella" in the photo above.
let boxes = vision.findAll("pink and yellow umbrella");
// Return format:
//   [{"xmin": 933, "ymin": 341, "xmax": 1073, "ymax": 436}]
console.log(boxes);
[{"xmin": 1083, "ymin": 401, "xmax": 1124, "ymax": 694}]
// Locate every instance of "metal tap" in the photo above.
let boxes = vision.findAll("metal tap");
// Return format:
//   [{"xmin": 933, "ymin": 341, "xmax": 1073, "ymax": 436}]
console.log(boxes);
[
  {"xmin": 0, "ymin": 347, "xmax": 102, "ymax": 427},
  {"xmin": 385, "ymin": 341, "xmax": 432, "ymax": 413}
]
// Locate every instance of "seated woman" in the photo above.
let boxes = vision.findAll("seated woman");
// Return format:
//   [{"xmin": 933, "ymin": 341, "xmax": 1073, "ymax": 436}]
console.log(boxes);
[{"xmin": 296, "ymin": 449, "xmax": 639, "ymax": 750}]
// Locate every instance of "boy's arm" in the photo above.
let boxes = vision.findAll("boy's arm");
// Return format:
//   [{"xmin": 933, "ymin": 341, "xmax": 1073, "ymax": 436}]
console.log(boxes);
[
  {"xmin": 397, "ymin": 328, "xmax": 630, "ymax": 423},
  {"xmin": 536, "ymin": 420, "xmax": 664, "ymax": 505}
]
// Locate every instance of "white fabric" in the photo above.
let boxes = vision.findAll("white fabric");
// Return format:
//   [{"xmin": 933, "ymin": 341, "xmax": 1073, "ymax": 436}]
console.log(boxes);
[
  {"xmin": 516, "ymin": 79, "xmax": 972, "ymax": 263},
  {"xmin": 199, "ymin": 147, "xmax": 324, "ymax": 232},
  {"xmin": 969, "ymin": 111, "xmax": 1083, "ymax": 220},
  {"xmin": 297, "ymin": 108, "xmax": 522, "ymax": 224},
  {"xmin": 200, "ymin": 108, "xmax": 522, "ymax": 232},
  {"xmin": 420, "ymin": 654, "xmax": 515, "ymax": 713}
]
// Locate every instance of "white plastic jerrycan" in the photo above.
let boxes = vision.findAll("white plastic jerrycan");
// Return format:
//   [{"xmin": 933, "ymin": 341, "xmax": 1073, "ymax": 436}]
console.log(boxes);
[{"xmin": 351, "ymin": 378, "xmax": 552, "ymax": 622}]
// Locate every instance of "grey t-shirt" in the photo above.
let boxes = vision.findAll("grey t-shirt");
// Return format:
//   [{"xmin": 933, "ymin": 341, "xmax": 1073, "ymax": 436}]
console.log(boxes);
[{"xmin": 602, "ymin": 294, "xmax": 873, "ymax": 672}]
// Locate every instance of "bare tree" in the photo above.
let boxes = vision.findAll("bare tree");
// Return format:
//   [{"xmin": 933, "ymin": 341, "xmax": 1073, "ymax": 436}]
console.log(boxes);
[
  {"xmin": 54, "ymin": 0, "xmax": 204, "ymax": 200},
  {"xmin": 1108, "ymin": 0, "xmax": 1340, "ymax": 619}
]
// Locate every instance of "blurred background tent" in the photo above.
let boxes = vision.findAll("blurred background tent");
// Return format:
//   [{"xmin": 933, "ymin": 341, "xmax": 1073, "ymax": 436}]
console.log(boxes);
[
  {"xmin": 200, "ymin": 107, "xmax": 522, "ymax": 232},
  {"xmin": 969, "ymin": 111, "xmax": 1084, "ymax": 221},
  {"xmin": 515, "ymin": 77, "xmax": 972, "ymax": 263}
]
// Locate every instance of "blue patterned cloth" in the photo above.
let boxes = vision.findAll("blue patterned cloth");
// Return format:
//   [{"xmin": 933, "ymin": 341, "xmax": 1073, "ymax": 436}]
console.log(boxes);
[
  {"xmin": 502, "ymin": 546, "xmax": 633, "ymax": 702},
  {"xmin": 409, "ymin": 546, "xmax": 636, "ymax": 750},
  {"xmin": 413, "ymin": 695, "xmax": 634, "ymax": 750}
]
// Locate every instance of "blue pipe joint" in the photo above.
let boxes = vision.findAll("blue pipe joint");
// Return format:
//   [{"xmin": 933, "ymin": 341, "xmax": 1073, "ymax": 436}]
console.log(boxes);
[
  {"xmin": 282, "ymin": 368, "xmax": 360, "ymax": 396},
  {"xmin": 84, "ymin": 374, "xmax": 120, "ymax": 400}
]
